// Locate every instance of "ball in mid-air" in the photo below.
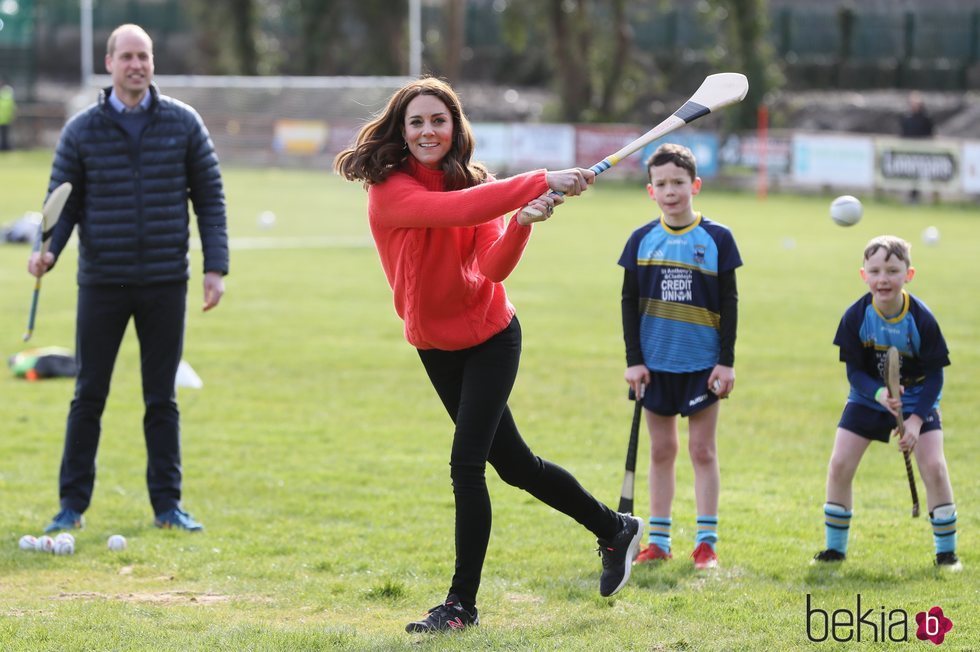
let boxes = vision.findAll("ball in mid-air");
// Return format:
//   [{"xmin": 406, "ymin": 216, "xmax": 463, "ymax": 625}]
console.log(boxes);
[
  {"xmin": 19, "ymin": 535, "xmax": 38, "ymax": 551},
  {"xmin": 107, "ymin": 534, "xmax": 127, "ymax": 551},
  {"xmin": 921, "ymin": 225, "xmax": 940, "ymax": 246},
  {"xmin": 830, "ymin": 195, "xmax": 863, "ymax": 226}
]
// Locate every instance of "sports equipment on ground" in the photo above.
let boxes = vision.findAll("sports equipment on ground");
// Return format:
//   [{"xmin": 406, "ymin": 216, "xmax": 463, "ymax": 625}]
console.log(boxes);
[
  {"xmin": 829, "ymin": 195, "xmax": 863, "ymax": 227},
  {"xmin": 885, "ymin": 346, "xmax": 920, "ymax": 518},
  {"xmin": 812, "ymin": 548, "xmax": 846, "ymax": 563},
  {"xmin": 44, "ymin": 507, "xmax": 83, "ymax": 533},
  {"xmin": 154, "ymin": 508, "xmax": 204, "ymax": 531},
  {"xmin": 635, "ymin": 544, "xmax": 672, "ymax": 564},
  {"xmin": 35, "ymin": 535, "xmax": 55, "ymax": 553},
  {"xmin": 405, "ymin": 598, "xmax": 479, "ymax": 633},
  {"xmin": 921, "ymin": 225, "xmax": 940, "ymax": 246},
  {"xmin": 19, "ymin": 535, "xmax": 38, "ymax": 551},
  {"xmin": 53, "ymin": 539, "xmax": 75, "ymax": 556},
  {"xmin": 691, "ymin": 541, "xmax": 718, "ymax": 569},
  {"xmin": 597, "ymin": 514, "xmax": 644, "ymax": 597},
  {"xmin": 521, "ymin": 72, "xmax": 749, "ymax": 218},
  {"xmin": 107, "ymin": 534, "xmax": 127, "ymax": 551},
  {"xmin": 54, "ymin": 532, "xmax": 75, "ymax": 546},
  {"xmin": 24, "ymin": 182, "xmax": 72, "ymax": 341},
  {"xmin": 617, "ymin": 397, "xmax": 643, "ymax": 515}
]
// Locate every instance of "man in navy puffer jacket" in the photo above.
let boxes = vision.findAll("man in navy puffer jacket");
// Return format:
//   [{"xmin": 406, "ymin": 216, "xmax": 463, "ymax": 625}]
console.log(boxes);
[{"xmin": 28, "ymin": 23, "xmax": 228, "ymax": 533}]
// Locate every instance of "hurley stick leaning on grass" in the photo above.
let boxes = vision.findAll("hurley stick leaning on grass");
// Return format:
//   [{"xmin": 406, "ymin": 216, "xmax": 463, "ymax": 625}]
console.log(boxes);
[
  {"xmin": 814, "ymin": 235, "xmax": 960, "ymax": 571},
  {"xmin": 334, "ymin": 76, "xmax": 643, "ymax": 634}
]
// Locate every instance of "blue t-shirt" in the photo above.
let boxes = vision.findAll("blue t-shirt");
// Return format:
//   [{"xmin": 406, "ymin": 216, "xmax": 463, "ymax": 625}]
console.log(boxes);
[
  {"xmin": 618, "ymin": 214, "xmax": 742, "ymax": 372},
  {"xmin": 834, "ymin": 290, "xmax": 950, "ymax": 413}
]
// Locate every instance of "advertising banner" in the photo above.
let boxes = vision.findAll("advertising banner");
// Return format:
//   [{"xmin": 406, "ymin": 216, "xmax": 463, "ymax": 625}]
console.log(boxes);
[
  {"xmin": 874, "ymin": 138, "xmax": 960, "ymax": 194},
  {"xmin": 792, "ymin": 134, "xmax": 875, "ymax": 189}
]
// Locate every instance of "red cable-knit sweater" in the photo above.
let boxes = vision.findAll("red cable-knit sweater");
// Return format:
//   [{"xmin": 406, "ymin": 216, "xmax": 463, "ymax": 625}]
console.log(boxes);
[{"xmin": 367, "ymin": 157, "xmax": 550, "ymax": 350}]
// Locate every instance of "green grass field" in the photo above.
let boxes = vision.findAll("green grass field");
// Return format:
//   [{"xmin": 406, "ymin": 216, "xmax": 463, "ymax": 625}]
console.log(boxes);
[{"xmin": 1, "ymin": 150, "xmax": 977, "ymax": 650}]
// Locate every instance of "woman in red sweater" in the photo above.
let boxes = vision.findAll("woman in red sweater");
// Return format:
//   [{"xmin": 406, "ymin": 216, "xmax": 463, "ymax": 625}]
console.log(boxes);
[{"xmin": 335, "ymin": 77, "xmax": 643, "ymax": 633}]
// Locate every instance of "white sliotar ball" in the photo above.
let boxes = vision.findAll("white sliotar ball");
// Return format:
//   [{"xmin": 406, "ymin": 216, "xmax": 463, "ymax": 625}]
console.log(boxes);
[
  {"xmin": 54, "ymin": 532, "xmax": 75, "ymax": 546},
  {"xmin": 35, "ymin": 535, "xmax": 55, "ymax": 553},
  {"xmin": 922, "ymin": 225, "xmax": 940, "ymax": 246},
  {"xmin": 107, "ymin": 534, "xmax": 127, "ymax": 551},
  {"xmin": 53, "ymin": 539, "xmax": 75, "ymax": 556},
  {"xmin": 19, "ymin": 535, "xmax": 38, "ymax": 551},
  {"xmin": 830, "ymin": 195, "xmax": 863, "ymax": 226}
]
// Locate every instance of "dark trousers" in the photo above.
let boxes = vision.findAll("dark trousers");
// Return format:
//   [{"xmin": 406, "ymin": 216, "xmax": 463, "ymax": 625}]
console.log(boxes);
[
  {"xmin": 417, "ymin": 316, "xmax": 620, "ymax": 606},
  {"xmin": 0, "ymin": 124, "xmax": 9, "ymax": 151},
  {"xmin": 59, "ymin": 282, "xmax": 186, "ymax": 515}
]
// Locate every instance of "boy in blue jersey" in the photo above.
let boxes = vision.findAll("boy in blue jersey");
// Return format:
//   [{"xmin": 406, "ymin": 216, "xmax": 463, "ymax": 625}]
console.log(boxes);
[
  {"xmin": 814, "ymin": 235, "xmax": 960, "ymax": 570},
  {"xmin": 619, "ymin": 143, "xmax": 742, "ymax": 570}
]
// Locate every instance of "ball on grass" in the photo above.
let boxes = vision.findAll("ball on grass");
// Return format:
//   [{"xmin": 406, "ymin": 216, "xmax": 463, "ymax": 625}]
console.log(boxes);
[
  {"xmin": 53, "ymin": 539, "xmax": 75, "ymax": 556},
  {"xmin": 921, "ymin": 225, "xmax": 940, "ymax": 246},
  {"xmin": 19, "ymin": 535, "xmax": 38, "ymax": 551},
  {"xmin": 107, "ymin": 534, "xmax": 127, "ymax": 552},
  {"xmin": 35, "ymin": 535, "xmax": 55, "ymax": 553},
  {"xmin": 830, "ymin": 195, "xmax": 863, "ymax": 227}
]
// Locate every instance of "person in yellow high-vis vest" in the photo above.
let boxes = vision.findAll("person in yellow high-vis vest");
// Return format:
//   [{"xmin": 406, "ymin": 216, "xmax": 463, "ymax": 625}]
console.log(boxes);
[{"xmin": 0, "ymin": 80, "xmax": 16, "ymax": 151}]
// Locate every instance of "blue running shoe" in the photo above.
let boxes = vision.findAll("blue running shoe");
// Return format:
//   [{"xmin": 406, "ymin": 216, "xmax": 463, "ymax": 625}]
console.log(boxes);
[
  {"xmin": 44, "ymin": 508, "xmax": 84, "ymax": 533},
  {"xmin": 154, "ymin": 508, "xmax": 204, "ymax": 532}
]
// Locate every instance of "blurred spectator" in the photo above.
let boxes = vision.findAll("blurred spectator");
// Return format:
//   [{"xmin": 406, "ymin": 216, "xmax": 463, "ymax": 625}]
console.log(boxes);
[
  {"xmin": 0, "ymin": 79, "xmax": 16, "ymax": 151},
  {"xmin": 899, "ymin": 91, "xmax": 933, "ymax": 203},
  {"xmin": 899, "ymin": 91, "xmax": 933, "ymax": 138}
]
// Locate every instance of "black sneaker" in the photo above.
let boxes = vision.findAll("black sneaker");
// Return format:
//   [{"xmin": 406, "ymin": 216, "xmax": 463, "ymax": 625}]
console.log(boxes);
[
  {"xmin": 935, "ymin": 552, "xmax": 963, "ymax": 572},
  {"xmin": 812, "ymin": 549, "xmax": 846, "ymax": 563},
  {"xmin": 405, "ymin": 598, "xmax": 479, "ymax": 633},
  {"xmin": 597, "ymin": 514, "xmax": 644, "ymax": 597}
]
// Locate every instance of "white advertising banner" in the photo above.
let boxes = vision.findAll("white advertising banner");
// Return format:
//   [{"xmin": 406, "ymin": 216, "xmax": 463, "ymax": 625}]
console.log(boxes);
[
  {"xmin": 960, "ymin": 141, "xmax": 980, "ymax": 194},
  {"xmin": 508, "ymin": 124, "xmax": 576, "ymax": 170},
  {"xmin": 472, "ymin": 123, "xmax": 512, "ymax": 172},
  {"xmin": 791, "ymin": 134, "xmax": 875, "ymax": 189}
]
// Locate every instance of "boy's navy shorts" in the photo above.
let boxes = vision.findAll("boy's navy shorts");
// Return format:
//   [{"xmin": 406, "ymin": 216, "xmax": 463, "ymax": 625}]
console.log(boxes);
[
  {"xmin": 642, "ymin": 368, "xmax": 717, "ymax": 417},
  {"xmin": 838, "ymin": 402, "xmax": 942, "ymax": 443}
]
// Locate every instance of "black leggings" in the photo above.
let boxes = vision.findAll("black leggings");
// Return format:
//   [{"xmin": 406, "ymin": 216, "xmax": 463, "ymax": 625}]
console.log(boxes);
[{"xmin": 417, "ymin": 316, "xmax": 620, "ymax": 606}]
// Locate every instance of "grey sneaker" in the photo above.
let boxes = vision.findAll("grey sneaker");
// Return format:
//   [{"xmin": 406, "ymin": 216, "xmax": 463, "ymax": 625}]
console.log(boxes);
[
  {"xmin": 154, "ymin": 508, "xmax": 204, "ymax": 532},
  {"xmin": 597, "ymin": 514, "xmax": 644, "ymax": 597},
  {"xmin": 44, "ymin": 508, "xmax": 84, "ymax": 533}
]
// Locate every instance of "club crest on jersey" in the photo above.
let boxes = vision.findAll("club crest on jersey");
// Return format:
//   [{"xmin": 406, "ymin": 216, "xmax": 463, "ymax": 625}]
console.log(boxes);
[{"xmin": 693, "ymin": 245, "xmax": 706, "ymax": 265}]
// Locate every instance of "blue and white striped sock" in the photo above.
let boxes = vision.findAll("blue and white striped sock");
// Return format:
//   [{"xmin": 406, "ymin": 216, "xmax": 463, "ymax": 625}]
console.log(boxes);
[
  {"xmin": 648, "ymin": 517, "xmax": 671, "ymax": 554},
  {"xmin": 931, "ymin": 504, "xmax": 957, "ymax": 555},
  {"xmin": 696, "ymin": 515, "xmax": 718, "ymax": 550},
  {"xmin": 824, "ymin": 502, "xmax": 852, "ymax": 554}
]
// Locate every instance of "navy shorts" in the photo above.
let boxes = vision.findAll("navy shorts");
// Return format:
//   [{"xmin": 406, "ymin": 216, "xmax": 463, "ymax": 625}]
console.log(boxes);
[
  {"xmin": 642, "ymin": 368, "xmax": 717, "ymax": 417},
  {"xmin": 838, "ymin": 402, "xmax": 942, "ymax": 443}
]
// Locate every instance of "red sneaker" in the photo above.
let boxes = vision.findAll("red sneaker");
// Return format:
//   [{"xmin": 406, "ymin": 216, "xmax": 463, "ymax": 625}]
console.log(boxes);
[
  {"xmin": 634, "ymin": 544, "xmax": 672, "ymax": 564},
  {"xmin": 691, "ymin": 542, "xmax": 718, "ymax": 569}
]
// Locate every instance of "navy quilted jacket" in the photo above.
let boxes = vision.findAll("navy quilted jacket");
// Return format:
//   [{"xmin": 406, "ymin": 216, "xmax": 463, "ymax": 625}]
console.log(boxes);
[{"xmin": 46, "ymin": 84, "xmax": 228, "ymax": 286}]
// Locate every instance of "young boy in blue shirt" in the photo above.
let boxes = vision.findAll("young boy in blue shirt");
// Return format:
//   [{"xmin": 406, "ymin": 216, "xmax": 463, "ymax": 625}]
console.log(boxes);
[
  {"xmin": 619, "ymin": 143, "xmax": 741, "ymax": 569},
  {"xmin": 814, "ymin": 235, "xmax": 960, "ymax": 570}
]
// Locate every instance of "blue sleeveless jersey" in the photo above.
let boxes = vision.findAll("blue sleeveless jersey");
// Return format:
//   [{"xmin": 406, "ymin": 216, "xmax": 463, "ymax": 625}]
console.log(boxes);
[
  {"xmin": 834, "ymin": 290, "xmax": 950, "ymax": 413},
  {"xmin": 618, "ymin": 214, "xmax": 742, "ymax": 372}
]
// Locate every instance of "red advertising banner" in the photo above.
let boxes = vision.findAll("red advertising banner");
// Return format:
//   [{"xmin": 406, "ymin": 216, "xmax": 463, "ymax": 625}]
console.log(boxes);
[{"xmin": 575, "ymin": 125, "xmax": 645, "ymax": 177}]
